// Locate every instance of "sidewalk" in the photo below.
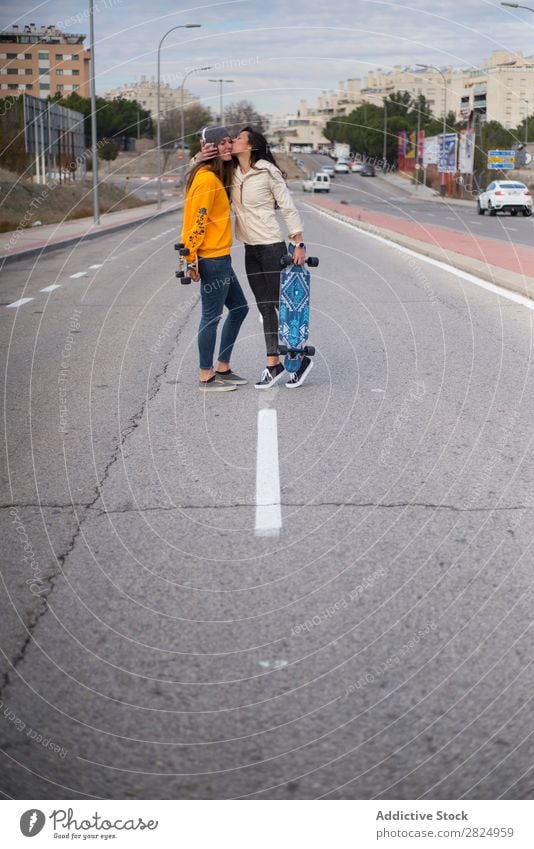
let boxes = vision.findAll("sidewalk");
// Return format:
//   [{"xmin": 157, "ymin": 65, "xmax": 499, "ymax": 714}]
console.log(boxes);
[
  {"xmin": 0, "ymin": 198, "xmax": 182, "ymax": 265},
  {"xmin": 379, "ymin": 171, "xmax": 474, "ymax": 208},
  {"xmin": 306, "ymin": 196, "xmax": 534, "ymax": 301}
]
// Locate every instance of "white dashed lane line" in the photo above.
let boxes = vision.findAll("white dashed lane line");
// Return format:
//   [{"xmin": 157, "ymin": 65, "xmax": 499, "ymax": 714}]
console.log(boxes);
[
  {"xmin": 40, "ymin": 284, "xmax": 62, "ymax": 292},
  {"xmin": 6, "ymin": 298, "xmax": 34, "ymax": 309},
  {"xmin": 89, "ymin": 264, "xmax": 103, "ymax": 269},
  {"xmin": 70, "ymin": 272, "xmax": 88, "ymax": 278}
]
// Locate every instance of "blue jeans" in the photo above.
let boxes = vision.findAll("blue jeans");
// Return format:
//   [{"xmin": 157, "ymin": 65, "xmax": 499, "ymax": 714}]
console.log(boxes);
[{"xmin": 197, "ymin": 255, "xmax": 249, "ymax": 370}]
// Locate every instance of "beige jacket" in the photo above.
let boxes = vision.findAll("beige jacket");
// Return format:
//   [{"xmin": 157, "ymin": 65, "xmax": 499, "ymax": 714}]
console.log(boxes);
[{"xmin": 231, "ymin": 160, "xmax": 303, "ymax": 245}]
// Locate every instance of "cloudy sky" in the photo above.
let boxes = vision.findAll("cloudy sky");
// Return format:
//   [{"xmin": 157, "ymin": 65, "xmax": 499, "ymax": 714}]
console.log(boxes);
[{"xmin": 3, "ymin": 0, "xmax": 534, "ymax": 117}]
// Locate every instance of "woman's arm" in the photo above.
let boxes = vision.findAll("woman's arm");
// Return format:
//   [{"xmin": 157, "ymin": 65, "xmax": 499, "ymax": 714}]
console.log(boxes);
[{"xmin": 268, "ymin": 167, "xmax": 306, "ymax": 265}]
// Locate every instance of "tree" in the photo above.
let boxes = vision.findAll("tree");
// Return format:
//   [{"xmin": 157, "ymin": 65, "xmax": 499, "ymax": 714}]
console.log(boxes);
[
  {"xmin": 98, "ymin": 138, "xmax": 119, "ymax": 162},
  {"xmin": 223, "ymin": 100, "xmax": 265, "ymax": 133},
  {"xmin": 160, "ymin": 103, "xmax": 213, "ymax": 156},
  {"xmin": 0, "ymin": 95, "xmax": 29, "ymax": 174},
  {"xmin": 51, "ymin": 93, "xmax": 152, "ymax": 148}
]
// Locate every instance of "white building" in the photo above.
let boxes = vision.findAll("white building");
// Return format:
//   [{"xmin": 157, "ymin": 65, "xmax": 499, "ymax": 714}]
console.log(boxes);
[{"xmin": 103, "ymin": 75, "xmax": 199, "ymax": 119}]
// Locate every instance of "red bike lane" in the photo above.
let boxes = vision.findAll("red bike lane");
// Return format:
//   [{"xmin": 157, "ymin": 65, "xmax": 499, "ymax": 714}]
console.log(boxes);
[{"xmin": 306, "ymin": 197, "xmax": 534, "ymax": 284}]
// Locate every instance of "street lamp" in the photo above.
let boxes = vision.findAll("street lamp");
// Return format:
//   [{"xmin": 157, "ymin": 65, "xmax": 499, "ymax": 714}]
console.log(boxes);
[
  {"xmin": 89, "ymin": 0, "xmax": 99, "ymax": 224},
  {"xmin": 417, "ymin": 63, "xmax": 448, "ymax": 195},
  {"xmin": 180, "ymin": 66, "xmax": 212, "ymax": 175},
  {"xmin": 501, "ymin": 2, "xmax": 534, "ymax": 10},
  {"xmin": 382, "ymin": 97, "xmax": 388, "ymax": 163},
  {"xmin": 157, "ymin": 23, "xmax": 201, "ymax": 210},
  {"xmin": 521, "ymin": 98, "xmax": 529, "ymax": 145},
  {"xmin": 208, "ymin": 78, "xmax": 234, "ymax": 124}
]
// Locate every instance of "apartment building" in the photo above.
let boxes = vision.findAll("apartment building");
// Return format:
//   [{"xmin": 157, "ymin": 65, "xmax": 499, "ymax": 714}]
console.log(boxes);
[
  {"xmin": 359, "ymin": 52, "xmax": 534, "ymax": 129},
  {"xmin": 0, "ymin": 24, "xmax": 90, "ymax": 99},
  {"xmin": 103, "ymin": 76, "xmax": 199, "ymax": 119}
]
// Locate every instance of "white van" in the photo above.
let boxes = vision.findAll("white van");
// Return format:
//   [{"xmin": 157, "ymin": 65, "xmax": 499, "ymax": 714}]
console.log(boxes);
[{"xmin": 302, "ymin": 173, "xmax": 331, "ymax": 193}]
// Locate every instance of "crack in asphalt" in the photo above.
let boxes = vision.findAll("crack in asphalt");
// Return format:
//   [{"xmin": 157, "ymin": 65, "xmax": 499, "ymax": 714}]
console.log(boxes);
[
  {"xmin": 0, "ymin": 310, "xmax": 196, "ymax": 703},
  {"xmin": 91, "ymin": 501, "xmax": 533, "ymax": 515}
]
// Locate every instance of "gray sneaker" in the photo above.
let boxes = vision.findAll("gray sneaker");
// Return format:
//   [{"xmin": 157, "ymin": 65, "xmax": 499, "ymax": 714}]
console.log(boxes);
[
  {"xmin": 214, "ymin": 369, "xmax": 248, "ymax": 385},
  {"xmin": 199, "ymin": 377, "xmax": 237, "ymax": 393}
]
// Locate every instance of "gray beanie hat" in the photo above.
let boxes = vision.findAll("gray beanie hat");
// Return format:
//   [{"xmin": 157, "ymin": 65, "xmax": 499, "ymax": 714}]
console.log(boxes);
[{"xmin": 200, "ymin": 125, "xmax": 232, "ymax": 146}]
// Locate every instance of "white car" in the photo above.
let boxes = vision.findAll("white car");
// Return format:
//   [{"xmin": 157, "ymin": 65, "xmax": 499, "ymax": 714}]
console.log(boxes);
[
  {"xmin": 350, "ymin": 159, "xmax": 363, "ymax": 173},
  {"xmin": 319, "ymin": 164, "xmax": 335, "ymax": 178},
  {"xmin": 334, "ymin": 160, "xmax": 350, "ymax": 173},
  {"xmin": 302, "ymin": 173, "xmax": 331, "ymax": 193},
  {"xmin": 477, "ymin": 180, "xmax": 532, "ymax": 216}
]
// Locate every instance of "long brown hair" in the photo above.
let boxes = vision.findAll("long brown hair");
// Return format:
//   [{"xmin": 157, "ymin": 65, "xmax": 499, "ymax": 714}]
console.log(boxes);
[
  {"xmin": 239, "ymin": 126, "xmax": 287, "ymax": 179},
  {"xmin": 185, "ymin": 157, "xmax": 233, "ymax": 198}
]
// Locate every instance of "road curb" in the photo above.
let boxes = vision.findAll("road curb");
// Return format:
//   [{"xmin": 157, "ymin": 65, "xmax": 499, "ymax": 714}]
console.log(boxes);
[
  {"xmin": 0, "ymin": 202, "xmax": 183, "ymax": 266},
  {"xmin": 304, "ymin": 202, "xmax": 534, "ymax": 302}
]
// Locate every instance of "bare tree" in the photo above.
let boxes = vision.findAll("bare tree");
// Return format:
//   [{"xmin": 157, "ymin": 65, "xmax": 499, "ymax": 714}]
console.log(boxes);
[{"xmin": 223, "ymin": 101, "xmax": 265, "ymax": 133}]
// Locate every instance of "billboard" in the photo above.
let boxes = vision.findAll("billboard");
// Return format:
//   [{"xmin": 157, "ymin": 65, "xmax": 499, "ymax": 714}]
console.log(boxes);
[
  {"xmin": 438, "ymin": 133, "xmax": 458, "ymax": 173},
  {"xmin": 423, "ymin": 135, "xmax": 439, "ymax": 166},
  {"xmin": 458, "ymin": 129, "xmax": 475, "ymax": 174}
]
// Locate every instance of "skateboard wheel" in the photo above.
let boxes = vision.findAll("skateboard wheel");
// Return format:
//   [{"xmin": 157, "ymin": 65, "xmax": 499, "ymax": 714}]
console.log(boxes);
[
  {"xmin": 304, "ymin": 345, "xmax": 315, "ymax": 356},
  {"xmin": 278, "ymin": 345, "xmax": 288, "ymax": 355},
  {"xmin": 174, "ymin": 242, "xmax": 185, "ymax": 251},
  {"xmin": 280, "ymin": 255, "xmax": 293, "ymax": 268},
  {"xmin": 307, "ymin": 257, "xmax": 319, "ymax": 267},
  {"xmin": 175, "ymin": 271, "xmax": 192, "ymax": 284}
]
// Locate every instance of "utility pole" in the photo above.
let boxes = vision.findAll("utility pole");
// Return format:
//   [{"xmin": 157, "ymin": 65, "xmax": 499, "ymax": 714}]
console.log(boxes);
[
  {"xmin": 89, "ymin": 0, "xmax": 100, "ymax": 223},
  {"xmin": 208, "ymin": 78, "xmax": 234, "ymax": 124}
]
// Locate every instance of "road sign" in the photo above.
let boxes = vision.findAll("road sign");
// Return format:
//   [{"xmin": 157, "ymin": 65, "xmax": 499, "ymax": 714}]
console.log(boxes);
[{"xmin": 487, "ymin": 150, "xmax": 515, "ymax": 169}]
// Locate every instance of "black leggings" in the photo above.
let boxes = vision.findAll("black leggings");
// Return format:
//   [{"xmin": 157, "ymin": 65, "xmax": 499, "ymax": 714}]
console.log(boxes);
[{"xmin": 244, "ymin": 241, "xmax": 287, "ymax": 357}]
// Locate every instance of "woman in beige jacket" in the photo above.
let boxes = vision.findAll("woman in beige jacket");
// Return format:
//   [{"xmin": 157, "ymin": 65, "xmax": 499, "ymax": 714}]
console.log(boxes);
[{"xmin": 230, "ymin": 127, "xmax": 312, "ymax": 389}]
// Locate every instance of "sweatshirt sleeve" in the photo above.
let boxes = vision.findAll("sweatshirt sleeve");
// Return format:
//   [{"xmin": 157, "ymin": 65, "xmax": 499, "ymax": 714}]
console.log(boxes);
[
  {"xmin": 180, "ymin": 172, "xmax": 214, "ymax": 263},
  {"xmin": 268, "ymin": 165, "xmax": 303, "ymax": 238}
]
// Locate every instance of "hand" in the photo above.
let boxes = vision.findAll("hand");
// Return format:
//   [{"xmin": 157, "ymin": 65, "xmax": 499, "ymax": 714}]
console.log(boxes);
[
  {"xmin": 292, "ymin": 246, "xmax": 306, "ymax": 266},
  {"xmin": 196, "ymin": 140, "xmax": 218, "ymax": 163},
  {"xmin": 189, "ymin": 268, "xmax": 200, "ymax": 282}
]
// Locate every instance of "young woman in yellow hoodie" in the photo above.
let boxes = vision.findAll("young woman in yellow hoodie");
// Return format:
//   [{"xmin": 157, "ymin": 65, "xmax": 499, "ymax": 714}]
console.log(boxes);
[{"xmin": 181, "ymin": 126, "xmax": 249, "ymax": 393}]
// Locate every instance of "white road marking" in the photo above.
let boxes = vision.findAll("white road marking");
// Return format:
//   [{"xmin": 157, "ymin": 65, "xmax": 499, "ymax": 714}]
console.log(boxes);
[
  {"xmin": 307, "ymin": 203, "xmax": 534, "ymax": 312},
  {"xmin": 70, "ymin": 272, "xmax": 88, "ymax": 278},
  {"xmin": 6, "ymin": 298, "xmax": 34, "ymax": 308},
  {"xmin": 259, "ymin": 660, "xmax": 288, "ymax": 669},
  {"xmin": 371, "ymin": 388, "xmax": 385, "ymax": 393},
  {"xmin": 255, "ymin": 408, "xmax": 282, "ymax": 537},
  {"xmin": 40, "ymin": 284, "xmax": 62, "ymax": 292},
  {"xmin": 89, "ymin": 264, "xmax": 103, "ymax": 269},
  {"xmin": 427, "ymin": 212, "xmax": 435, "ymax": 217},
  {"xmin": 503, "ymin": 227, "xmax": 517, "ymax": 231}
]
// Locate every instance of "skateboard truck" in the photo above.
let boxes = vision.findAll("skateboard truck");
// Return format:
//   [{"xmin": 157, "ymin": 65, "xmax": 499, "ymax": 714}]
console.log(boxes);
[{"xmin": 174, "ymin": 242, "xmax": 193, "ymax": 284}]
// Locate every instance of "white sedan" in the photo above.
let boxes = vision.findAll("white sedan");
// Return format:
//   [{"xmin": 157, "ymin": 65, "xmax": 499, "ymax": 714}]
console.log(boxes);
[
  {"xmin": 477, "ymin": 180, "xmax": 532, "ymax": 216},
  {"xmin": 334, "ymin": 160, "xmax": 350, "ymax": 173}
]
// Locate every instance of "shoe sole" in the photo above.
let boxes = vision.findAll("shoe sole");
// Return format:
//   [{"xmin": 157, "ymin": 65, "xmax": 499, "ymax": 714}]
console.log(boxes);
[
  {"xmin": 214, "ymin": 377, "xmax": 248, "ymax": 385},
  {"xmin": 285, "ymin": 359, "xmax": 314, "ymax": 388},
  {"xmin": 199, "ymin": 384, "xmax": 237, "ymax": 392},
  {"xmin": 254, "ymin": 370, "xmax": 286, "ymax": 390}
]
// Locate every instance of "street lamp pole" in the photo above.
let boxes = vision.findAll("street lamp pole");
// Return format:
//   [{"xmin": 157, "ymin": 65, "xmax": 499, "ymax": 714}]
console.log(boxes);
[
  {"xmin": 417, "ymin": 63, "xmax": 447, "ymax": 195},
  {"xmin": 382, "ymin": 98, "xmax": 388, "ymax": 163},
  {"xmin": 157, "ymin": 23, "xmax": 200, "ymax": 210},
  {"xmin": 180, "ymin": 66, "xmax": 212, "ymax": 177},
  {"xmin": 208, "ymin": 78, "xmax": 234, "ymax": 124},
  {"xmin": 89, "ymin": 0, "xmax": 99, "ymax": 224}
]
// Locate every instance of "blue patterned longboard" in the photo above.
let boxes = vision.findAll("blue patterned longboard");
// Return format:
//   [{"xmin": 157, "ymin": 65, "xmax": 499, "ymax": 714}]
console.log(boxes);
[{"xmin": 279, "ymin": 264, "xmax": 311, "ymax": 373}]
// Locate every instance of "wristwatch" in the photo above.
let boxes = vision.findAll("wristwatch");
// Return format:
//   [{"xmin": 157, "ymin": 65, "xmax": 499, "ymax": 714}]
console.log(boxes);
[{"xmin": 294, "ymin": 241, "xmax": 306, "ymax": 249}]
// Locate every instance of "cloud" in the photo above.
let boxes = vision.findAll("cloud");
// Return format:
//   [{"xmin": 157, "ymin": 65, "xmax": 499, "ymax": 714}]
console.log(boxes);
[{"xmin": 2, "ymin": 0, "xmax": 534, "ymax": 114}]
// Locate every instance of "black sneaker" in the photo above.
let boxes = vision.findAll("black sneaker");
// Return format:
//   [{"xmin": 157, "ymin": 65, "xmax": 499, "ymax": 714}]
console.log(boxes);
[
  {"xmin": 285, "ymin": 356, "xmax": 314, "ymax": 388},
  {"xmin": 214, "ymin": 369, "xmax": 248, "ymax": 385},
  {"xmin": 254, "ymin": 363, "xmax": 285, "ymax": 389},
  {"xmin": 199, "ymin": 376, "xmax": 237, "ymax": 393}
]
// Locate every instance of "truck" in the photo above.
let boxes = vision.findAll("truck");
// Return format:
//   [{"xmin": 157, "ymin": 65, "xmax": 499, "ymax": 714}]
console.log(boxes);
[{"xmin": 333, "ymin": 142, "xmax": 350, "ymax": 161}]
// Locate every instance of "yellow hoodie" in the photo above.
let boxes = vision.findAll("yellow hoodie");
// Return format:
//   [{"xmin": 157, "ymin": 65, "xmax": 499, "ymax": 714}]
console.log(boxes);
[{"xmin": 181, "ymin": 167, "xmax": 232, "ymax": 264}]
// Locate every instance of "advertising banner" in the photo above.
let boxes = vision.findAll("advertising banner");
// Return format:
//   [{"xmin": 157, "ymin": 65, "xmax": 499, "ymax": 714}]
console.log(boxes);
[
  {"xmin": 458, "ymin": 129, "xmax": 475, "ymax": 174},
  {"xmin": 397, "ymin": 131, "xmax": 407, "ymax": 156},
  {"xmin": 405, "ymin": 131, "xmax": 416, "ymax": 159},
  {"xmin": 438, "ymin": 133, "xmax": 458, "ymax": 173},
  {"xmin": 423, "ymin": 135, "xmax": 439, "ymax": 166}
]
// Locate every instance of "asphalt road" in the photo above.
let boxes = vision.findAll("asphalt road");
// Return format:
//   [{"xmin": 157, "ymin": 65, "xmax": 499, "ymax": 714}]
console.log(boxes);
[
  {"xmin": 1, "ymin": 197, "xmax": 533, "ymax": 800},
  {"xmin": 301, "ymin": 153, "xmax": 534, "ymax": 249}
]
